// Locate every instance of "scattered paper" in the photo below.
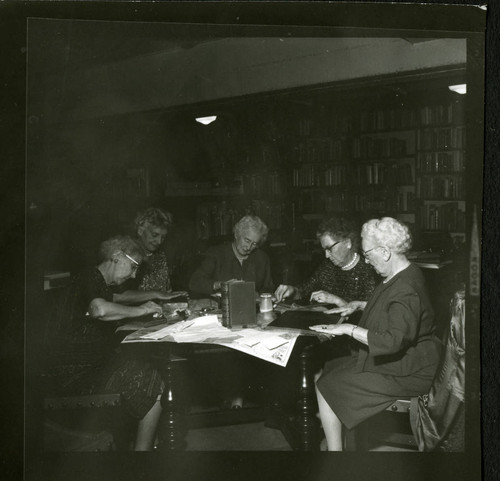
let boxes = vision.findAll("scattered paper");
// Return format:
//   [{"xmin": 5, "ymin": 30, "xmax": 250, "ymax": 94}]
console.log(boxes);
[{"xmin": 122, "ymin": 315, "xmax": 300, "ymax": 366}]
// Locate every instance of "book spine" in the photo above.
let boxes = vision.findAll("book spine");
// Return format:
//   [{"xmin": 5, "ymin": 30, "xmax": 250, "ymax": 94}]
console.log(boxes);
[{"xmin": 220, "ymin": 282, "xmax": 231, "ymax": 328}]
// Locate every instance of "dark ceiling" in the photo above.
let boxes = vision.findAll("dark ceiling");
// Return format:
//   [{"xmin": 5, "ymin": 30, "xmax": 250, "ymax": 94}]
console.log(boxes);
[{"xmin": 28, "ymin": 18, "xmax": 216, "ymax": 74}]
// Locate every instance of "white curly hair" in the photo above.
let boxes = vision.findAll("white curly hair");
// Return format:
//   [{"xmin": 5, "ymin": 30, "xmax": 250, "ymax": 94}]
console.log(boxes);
[{"xmin": 361, "ymin": 217, "xmax": 412, "ymax": 254}]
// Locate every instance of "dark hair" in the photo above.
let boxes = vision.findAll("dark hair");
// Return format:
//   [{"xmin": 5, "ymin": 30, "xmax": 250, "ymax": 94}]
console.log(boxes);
[
  {"xmin": 316, "ymin": 216, "xmax": 361, "ymax": 252},
  {"xmin": 98, "ymin": 235, "xmax": 145, "ymax": 262}
]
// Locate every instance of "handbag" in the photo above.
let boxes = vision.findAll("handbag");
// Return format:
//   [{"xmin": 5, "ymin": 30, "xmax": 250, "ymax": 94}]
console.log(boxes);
[{"xmin": 410, "ymin": 290, "xmax": 465, "ymax": 451}]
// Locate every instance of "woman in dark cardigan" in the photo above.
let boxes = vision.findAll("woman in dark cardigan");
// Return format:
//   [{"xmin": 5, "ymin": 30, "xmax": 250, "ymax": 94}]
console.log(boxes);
[
  {"xmin": 46, "ymin": 235, "xmax": 164, "ymax": 450},
  {"xmin": 313, "ymin": 217, "xmax": 441, "ymax": 451}
]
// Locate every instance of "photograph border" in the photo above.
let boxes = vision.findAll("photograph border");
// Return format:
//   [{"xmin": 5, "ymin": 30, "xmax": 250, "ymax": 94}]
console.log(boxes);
[{"xmin": 0, "ymin": 1, "xmax": 495, "ymax": 480}]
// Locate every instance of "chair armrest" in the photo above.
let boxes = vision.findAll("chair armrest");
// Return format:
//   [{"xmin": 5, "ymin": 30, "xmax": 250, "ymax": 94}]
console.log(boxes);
[{"xmin": 44, "ymin": 393, "xmax": 121, "ymax": 410}]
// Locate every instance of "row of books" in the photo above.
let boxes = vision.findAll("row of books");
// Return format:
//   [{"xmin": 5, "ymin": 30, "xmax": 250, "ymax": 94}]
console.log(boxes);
[
  {"xmin": 298, "ymin": 190, "xmax": 349, "ymax": 213},
  {"xmin": 417, "ymin": 126, "xmax": 465, "ymax": 150},
  {"xmin": 352, "ymin": 191, "xmax": 417, "ymax": 213},
  {"xmin": 196, "ymin": 201, "xmax": 285, "ymax": 239},
  {"xmin": 357, "ymin": 108, "xmax": 418, "ymax": 132},
  {"xmin": 293, "ymin": 162, "xmax": 413, "ymax": 187},
  {"xmin": 352, "ymin": 136, "xmax": 407, "ymax": 159},
  {"xmin": 417, "ymin": 151, "xmax": 465, "ymax": 173},
  {"xmin": 295, "ymin": 102, "xmax": 463, "ymax": 136},
  {"xmin": 242, "ymin": 172, "xmax": 285, "ymax": 196},
  {"xmin": 298, "ymin": 190, "xmax": 415, "ymax": 214},
  {"xmin": 420, "ymin": 202, "xmax": 466, "ymax": 231},
  {"xmin": 247, "ymin": 200, "xmax": 286, "ymax": 230},
  {"xmin": 417, "ymin": 175, "xmax": 464, "ymax": 199},
  {"xmin": 394, "ymin": 191, "xmax": 417, "ymax": 212},
  {"xmin": 351, "ymin": 162, "xmax": 414, "ymax": 186},
  {"xmin": 418, "ymin": 102, "xmax": 464, "ymax": 126},
  {"xmin": 290, "ymin": 139, "xmax": 347, "ymax": 164},
  {"xmin": 351, "ymin": 193, "xmax": 388, "ymax": 212},
  {"xmin": 290, "ymin": 137, "xmax": 409, "ymax": 163},
  {"xmin": 292, "ymin": 164, "xmax": 339, "ymax": 187}
]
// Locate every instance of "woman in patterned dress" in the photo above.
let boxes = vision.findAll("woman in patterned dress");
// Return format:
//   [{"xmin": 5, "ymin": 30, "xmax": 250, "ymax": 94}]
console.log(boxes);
[
  {"xmin": 113, "ymin": 207, "xmax": 187, "ymax": 304},
  {"xmin": 46, "ymin": 235, "xmax": 165, "ymax": 450},
  {"xmin": 274, "ymin": 216, "xmax": 378, "ymax": 308}
]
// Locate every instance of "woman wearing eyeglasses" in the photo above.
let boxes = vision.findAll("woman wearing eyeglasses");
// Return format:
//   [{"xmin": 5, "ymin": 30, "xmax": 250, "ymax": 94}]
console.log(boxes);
[
  {"xmin": 45, "ymin": 235, "xmax": 164, "ymax": 450},
  {"xmin": 274, "ymin": 216, "xmax": 378, "ymax": 308},
  {"xmin": 313, "ymin": 217, "xmax": 441, "ymax": 450}
]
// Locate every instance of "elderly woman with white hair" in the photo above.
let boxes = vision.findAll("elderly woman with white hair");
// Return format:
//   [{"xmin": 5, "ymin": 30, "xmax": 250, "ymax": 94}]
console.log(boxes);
[
  {"xmin": 188, "ymin": 214, "xmax": 273, "ymax": 408},
  {"xmin": 189, "ymin": 214, "xmax": 273, "ymax": 295},
  {"xmin": 313, "ymin": 217, "xmax": 441, "ymax": 451}
]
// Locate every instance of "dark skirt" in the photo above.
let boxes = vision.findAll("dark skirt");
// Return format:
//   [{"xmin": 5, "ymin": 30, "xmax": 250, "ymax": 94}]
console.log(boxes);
[{"xmin": 316, "ymin": 354, "xmax": 435, "ymax": 430}]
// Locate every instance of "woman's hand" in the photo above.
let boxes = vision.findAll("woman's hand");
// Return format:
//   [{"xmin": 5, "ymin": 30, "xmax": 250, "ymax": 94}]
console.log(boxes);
[
  {"xmin": 324, "ymin": 300, "xmax": 367, "ymax": 317},
  {"xmin": 310, "ymin": 323, "xmax": 353, "ymax": 337},
  {"xmin": 153, "ymin": 290, "xmax": 188, "ymax": 300},
  {"xmin": 274, "ymin": 284, "xmax": 298, "ymax": 303},
  {"xmin": 310, "ymin": 322, "xmax": 368, "ymax": 345},
  {"xmin": 310, "ymin": 290, "xmax": 344, "ymax": 306},
  {"xmin": 213, "ymin": 279, "xmax": 239, "ymax": 291},
  {"xmin": 140, "ymin": 301, "xmax": 163, "ymax": 316}
]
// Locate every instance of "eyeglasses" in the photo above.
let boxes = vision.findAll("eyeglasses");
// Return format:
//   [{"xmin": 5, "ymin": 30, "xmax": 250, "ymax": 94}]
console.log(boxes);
[
  {"xmin": 362, "ymin": 246, "xmax": 383, "ymax": 257},
  {"xmin": 323, "ymin": 240, "xmax": 341, "ymax": 253},
  {"xmin": 122, "ymin": 251, "xmax": 140, "ymax": 271}
]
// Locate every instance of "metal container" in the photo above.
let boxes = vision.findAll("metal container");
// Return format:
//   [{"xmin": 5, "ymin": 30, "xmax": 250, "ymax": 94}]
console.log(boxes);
[{"xmin": 259, "ymin": 293, "xmax": 273, "ymax": 313}]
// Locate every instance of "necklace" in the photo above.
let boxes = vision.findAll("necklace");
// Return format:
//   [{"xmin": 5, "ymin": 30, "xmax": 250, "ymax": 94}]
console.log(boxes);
[{"xmin": 341, "ymin": 252, "xmax": 359, "ymax": 271}]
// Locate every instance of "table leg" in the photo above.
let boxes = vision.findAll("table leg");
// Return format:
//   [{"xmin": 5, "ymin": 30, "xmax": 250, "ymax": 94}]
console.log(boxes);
[
  {"xmin": 296, "ymin": 343, "xmax": 320, "ymax": 451},
  {"xmin": 155, "ymin": 352, "xmax": 188, "ymax": 451}
]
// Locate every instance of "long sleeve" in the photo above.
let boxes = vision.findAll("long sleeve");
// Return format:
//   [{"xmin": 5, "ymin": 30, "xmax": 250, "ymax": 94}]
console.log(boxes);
[
  {"xmin": 297, "ymin": 260, "xmax": 330, "ymax": 299},
  {"xmin": 189, "ymin": 251, "xmax": 219, "ymax": 295},
  {"xmin": 259, "ymin": 255, "xmax": 274, "ymax": 294},
  {"xmin": 367, "ymin": 291, "xmax": 421, "ymax": 356},
  {"xmin": 297, "ymin": 259, "xmax": 378, "ymax": 302},
  {"xmin": 189, "ymin": 244, "xmax": 274, "ymax": 295},
  {"xmin": 356, "ymin": 264, "xmax": 440, "ymax": 377}
]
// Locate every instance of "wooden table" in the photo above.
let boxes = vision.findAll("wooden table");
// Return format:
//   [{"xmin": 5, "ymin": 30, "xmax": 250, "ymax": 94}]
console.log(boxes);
[{"xmin": 126, "ymin": 328, "xmax": 324, "ymax": 451}]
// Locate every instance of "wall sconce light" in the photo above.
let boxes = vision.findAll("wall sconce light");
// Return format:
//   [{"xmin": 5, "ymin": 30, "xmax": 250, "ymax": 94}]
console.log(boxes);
[
  {"xmin": 195, "ymin": 115, "xmax": 217, "ymax": 125},
  {"xmin": 448, "ymin": 84, "xmax": 467, "ymax": 94}
]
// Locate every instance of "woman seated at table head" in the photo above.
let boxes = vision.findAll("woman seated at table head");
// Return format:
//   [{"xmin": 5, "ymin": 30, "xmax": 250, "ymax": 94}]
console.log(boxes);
[
  {"xmin": 274, "ymin": 215, "xmax": 378, "ymax": 308},
  {"xmin": 189, "ymin": 214, "xmax": 274, "ymax": 296},
  {"xmin": 313, "ymin": 217, "xmax": 441, "ymax": 450},
  {"xmin": 113, "ymin": 207, "xmax": 187, "ymax": 304},
  {"xmin": 47, "ymin": 235, "xmax": 164, "ymax": 450}
]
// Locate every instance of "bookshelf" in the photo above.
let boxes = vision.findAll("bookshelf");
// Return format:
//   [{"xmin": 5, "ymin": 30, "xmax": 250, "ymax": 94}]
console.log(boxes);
[
  {"xmin": 163, "ymin": 170, "xmax": 288, "ymax": 241},
  {"xmin": 289, "ymin": 110, "xmax": 418, "ymax": 229},
  {"xmin": 416, "ymin": 103, "xmax": 466, "ymax": 237},
  {"xmin": 285, "ymin": 90, "xmax": 465, "ymax": 249},
  {"xmin": 159, "ymin": 78, "xmax": 466, "ymax": 256}
]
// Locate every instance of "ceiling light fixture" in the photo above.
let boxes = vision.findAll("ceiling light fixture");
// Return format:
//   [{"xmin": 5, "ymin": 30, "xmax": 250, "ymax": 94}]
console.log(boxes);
[
  {"xmin": 195, "ymin": 115, "xmax": 217, "ymax": 125},
  {"xmin": 448, "ymin": 84, "xmax": 467, "ymax": 95}
]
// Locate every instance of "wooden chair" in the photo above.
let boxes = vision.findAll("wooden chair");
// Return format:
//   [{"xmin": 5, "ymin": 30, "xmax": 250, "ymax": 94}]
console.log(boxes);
[
  {"xmin": 40, "ymin": 287, "xmax": 131, "ymax": 452},
  {"xmin": 43, "ymin": 393, "xmax": 124, "ymax": 452},
  {"xmin": 345, "ymin": 289, "xmax": 465, "ymax": 452}
]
